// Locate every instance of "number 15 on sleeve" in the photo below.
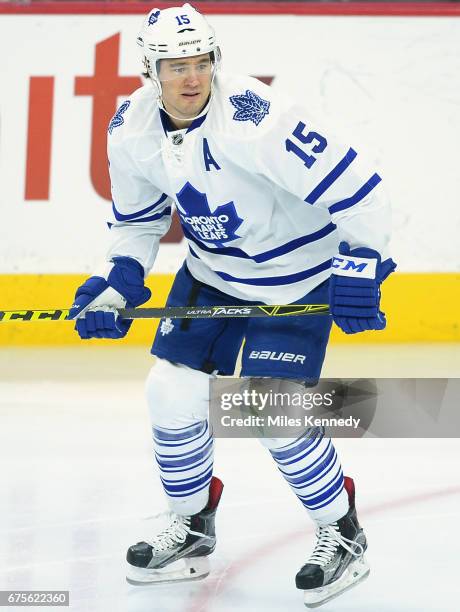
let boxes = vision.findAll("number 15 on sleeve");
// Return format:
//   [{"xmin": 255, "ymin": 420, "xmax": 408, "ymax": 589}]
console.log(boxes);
[{"xmin": 285, "ymin": 121, "xmax": 328, "ymax": 169}]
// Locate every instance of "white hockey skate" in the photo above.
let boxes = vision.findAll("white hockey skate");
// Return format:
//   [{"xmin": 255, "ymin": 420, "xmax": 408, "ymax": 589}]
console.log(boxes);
[
  {"xmin": 296, "ymin": 476, "xmax": 369, "ymax": 608},
  {"xmin": 126, "ymin": 476, "xmax": 223, "ymax": 585}
]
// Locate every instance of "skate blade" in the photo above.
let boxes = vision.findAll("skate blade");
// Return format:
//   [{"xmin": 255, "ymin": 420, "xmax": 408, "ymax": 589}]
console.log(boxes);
[
  {"xmin": 126, "ymin": 556, "xmax": 210, "ymax": 585},
  {"xmin": 303, "ymin": 556, "xmax": 370, "ymax": 608}
]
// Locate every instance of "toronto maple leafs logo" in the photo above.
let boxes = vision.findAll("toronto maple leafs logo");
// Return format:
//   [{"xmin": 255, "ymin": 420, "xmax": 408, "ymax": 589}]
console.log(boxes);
[
  {"xmin": 229, "ymin": 90, "xmax": 270, "ymax": 126},
  {"xmin": 159, "ymin": 318, "xmax": 174, "ymax": 336},
  {"xmin": 148, "ymin": 10, "xmax": 161, "ymax": 25},
  {"xmin": 176, "ymin": 183, "xmax": 243, "ymax": 247},
  {"xmin": 108, "ymin": 101, "xmax": 130, "ymax": 134}
]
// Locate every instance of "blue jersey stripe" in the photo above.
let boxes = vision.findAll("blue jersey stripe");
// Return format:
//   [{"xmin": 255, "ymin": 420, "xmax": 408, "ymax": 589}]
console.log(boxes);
[
  {"xmin": 120, "ymin": 207, "xmax": 172, "ymax": 224},
  {"xmin": 183, "ymin": 222, "xmax": 336, "ymax": 263},
  {"xmin": 112, "ymin": 193, "xmax": 168, "ymax": 221},
  {"xmin": 213, "ymin": 259, "xmax": 332, "ymax": 286},
  {"xmin": 328, "ymin": 173, "xmax": 382, "ymax": 215},
  {"xmin": 305, "ymin": 148, "xmax": 358, "ymax": 204}
]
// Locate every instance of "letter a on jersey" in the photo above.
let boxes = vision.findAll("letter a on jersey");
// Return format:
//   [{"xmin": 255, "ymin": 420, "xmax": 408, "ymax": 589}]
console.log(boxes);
[{"xmin": 203, "ymin": 138, "xmax": 221, "ymax": 171}]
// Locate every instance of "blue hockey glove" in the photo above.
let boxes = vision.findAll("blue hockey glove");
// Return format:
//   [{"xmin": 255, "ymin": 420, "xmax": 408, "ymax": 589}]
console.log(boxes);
[
  {"xmin": 68, "ymin": 257, "xmax": 151, "ymax": 339},
  {"xmin": 329, "ymin": 242, "xmax": 396, "ymax": 334}
]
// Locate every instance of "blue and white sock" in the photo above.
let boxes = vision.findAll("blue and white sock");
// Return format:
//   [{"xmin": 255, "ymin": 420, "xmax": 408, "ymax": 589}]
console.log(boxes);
[
  {"xmin": 153, "ymin": 420, "xmax": 214, "ymax": 516},
  {"xmin": 267, "ymin": 429, "xmax": 349, "ymax": 524}
]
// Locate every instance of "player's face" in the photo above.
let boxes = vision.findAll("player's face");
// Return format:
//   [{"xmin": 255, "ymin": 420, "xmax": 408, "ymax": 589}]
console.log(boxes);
[{"xmin": 158, "ymin": 54, "xmax": 212, "ymax": 123}]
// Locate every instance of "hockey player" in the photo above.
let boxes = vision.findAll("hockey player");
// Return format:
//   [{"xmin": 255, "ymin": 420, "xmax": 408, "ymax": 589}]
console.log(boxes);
[{"xmin": 68, "ymin": 4, "xmax": 396, "ymax": 607}]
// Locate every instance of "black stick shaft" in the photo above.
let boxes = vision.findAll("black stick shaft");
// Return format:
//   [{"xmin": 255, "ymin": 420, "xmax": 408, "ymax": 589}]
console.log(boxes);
[{"xmin": 0, "ymin": 304, "xmax": 330, "ymax": 322}]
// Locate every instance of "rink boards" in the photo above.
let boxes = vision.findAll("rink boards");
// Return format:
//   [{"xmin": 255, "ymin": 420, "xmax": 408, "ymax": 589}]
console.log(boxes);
[{"xmin": 0, "ymin": 272, "xmax": 458, "ymax": 345}]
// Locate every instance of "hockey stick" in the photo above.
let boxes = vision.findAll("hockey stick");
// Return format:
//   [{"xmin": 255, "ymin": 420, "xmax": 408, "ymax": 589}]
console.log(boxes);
[{"xmin": 0, "ymin": 304, "xmax": 329, "ymax": 322}]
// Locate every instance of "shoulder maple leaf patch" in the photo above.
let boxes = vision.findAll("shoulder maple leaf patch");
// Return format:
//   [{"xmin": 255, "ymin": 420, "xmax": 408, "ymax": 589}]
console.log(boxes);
[
  {"xmin": 229, "ymin": 90, "xmax": 270, "ymax": 126},
  {"xmin": 108, "ymin": 101, "xmax": 130, "ymax": 135}
]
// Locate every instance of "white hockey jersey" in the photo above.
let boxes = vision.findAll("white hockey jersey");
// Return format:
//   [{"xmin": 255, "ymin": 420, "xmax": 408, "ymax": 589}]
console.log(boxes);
[{"xmin": 107, "ymin": 72, "xmax": 391, "ymax": 304}]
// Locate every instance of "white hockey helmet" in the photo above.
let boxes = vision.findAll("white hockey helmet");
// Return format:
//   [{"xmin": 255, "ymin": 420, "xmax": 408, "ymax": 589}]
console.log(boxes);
[{"xmin": 137, "ymin": 4, "xmax": 221, "ymax": 97}]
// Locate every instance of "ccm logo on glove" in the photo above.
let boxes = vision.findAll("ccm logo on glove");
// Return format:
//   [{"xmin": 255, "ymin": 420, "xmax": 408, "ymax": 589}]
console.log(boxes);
[{"xmin": 331, "ymin": 255, "xmax": 377, "ymax": 279}]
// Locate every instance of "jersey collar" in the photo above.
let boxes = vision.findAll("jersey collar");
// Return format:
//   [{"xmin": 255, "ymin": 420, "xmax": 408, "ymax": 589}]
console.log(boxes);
[{"xmin": 159, "ymin": 108, "xmax": 207, "ymax": 135}]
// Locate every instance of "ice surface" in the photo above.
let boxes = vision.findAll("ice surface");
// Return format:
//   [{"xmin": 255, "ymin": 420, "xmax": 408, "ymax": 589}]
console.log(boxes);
[{"xmin": 1, "ymin": 346, "xmax": 459, "ymax": 612}]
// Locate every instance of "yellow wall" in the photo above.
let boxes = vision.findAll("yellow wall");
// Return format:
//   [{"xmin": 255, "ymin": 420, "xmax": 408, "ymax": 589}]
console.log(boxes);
[{"xmin": 0, "ymin": 273, "xmax": 458, "ymax": 345}]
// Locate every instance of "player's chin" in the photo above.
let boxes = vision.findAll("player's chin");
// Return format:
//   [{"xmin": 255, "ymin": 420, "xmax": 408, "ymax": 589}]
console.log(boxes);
[{"xmin": 181, "ymin": 93, "xmax": 202, "ymax": 107}]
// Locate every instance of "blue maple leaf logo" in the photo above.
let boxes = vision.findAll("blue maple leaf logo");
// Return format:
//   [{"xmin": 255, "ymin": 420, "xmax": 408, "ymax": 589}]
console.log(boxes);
[
  {"xmin": 148, "ymin": 10, "xmax": 161, "ymax": 25},
  {"xmin": 176, "ymin": 183, "xmax": 243, "ymax": 247},
  {"xmin": 229, "ymin": 89, "xmax": 270, "ymax": 126},
  {"xmin": 108, "ymin": 101, "xmax": 130, "ymax": 134}
]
